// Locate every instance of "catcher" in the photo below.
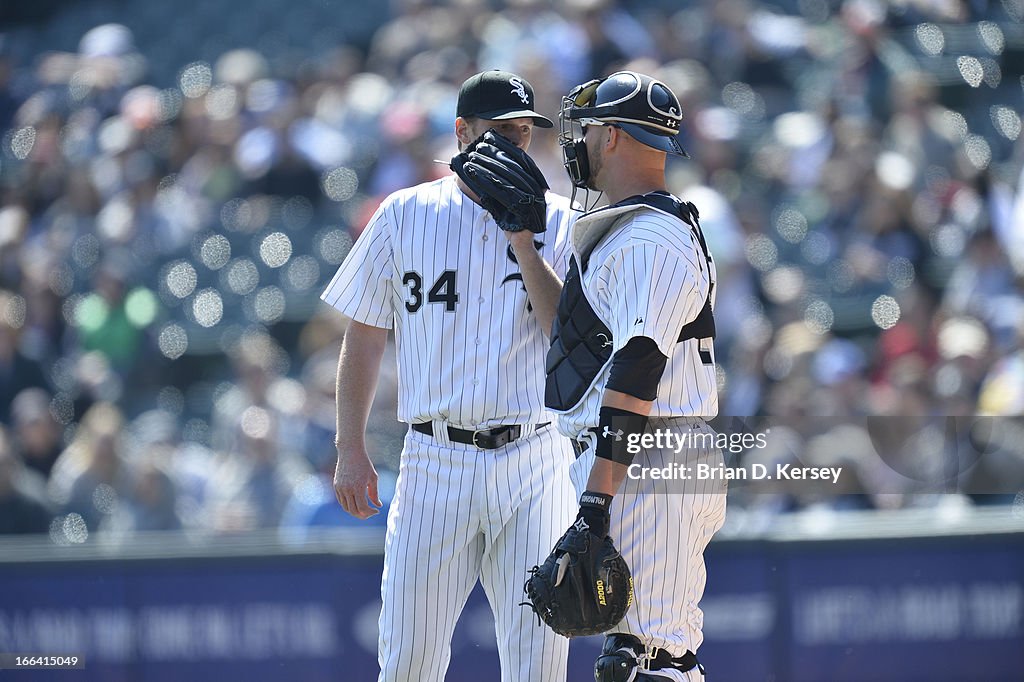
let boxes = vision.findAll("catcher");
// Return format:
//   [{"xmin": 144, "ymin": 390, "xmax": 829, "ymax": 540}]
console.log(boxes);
[{"xmin": 525, "ymin": 71, "xmax": 729, "ymax": 681}]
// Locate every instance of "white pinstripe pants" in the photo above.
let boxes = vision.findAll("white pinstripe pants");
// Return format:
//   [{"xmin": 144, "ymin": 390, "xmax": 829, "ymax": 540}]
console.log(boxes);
[
  {"xmin": 378, "ymin": 424, "xmax": 575, "ymax": 682},
  {"xmin": 570, "ymin": 416, "xmax": 728, "ymax": 671}
]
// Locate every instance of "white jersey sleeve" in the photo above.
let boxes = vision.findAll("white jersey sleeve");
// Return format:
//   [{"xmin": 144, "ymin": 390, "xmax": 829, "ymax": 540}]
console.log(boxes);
[
  {"xmin": 548, "ymin": 193, "xmax": 576, "ymax": 280},
  {"xmin": 603, "ymin": 241, "xmax": 709, "ymax": 357},
  {"xmin": 321, "ymin": 204, "xmax": 395, "ymax": 329},
  {"xmin": 552, "ymin": 204, "xmax": 577, "ymax": 278}
]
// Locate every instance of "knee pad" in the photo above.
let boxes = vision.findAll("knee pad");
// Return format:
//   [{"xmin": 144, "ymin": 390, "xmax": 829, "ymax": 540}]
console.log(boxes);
[
  {"xmin": 595, "ymin": 650, "xmax": 638, "ymax": 682},
  {"xmin": 595, "ymin": 634, "xmax": 704, "ymax": 682},
  {"xmin": 595, "ymin": 634, "xmax": 643, "ymax": 682}
]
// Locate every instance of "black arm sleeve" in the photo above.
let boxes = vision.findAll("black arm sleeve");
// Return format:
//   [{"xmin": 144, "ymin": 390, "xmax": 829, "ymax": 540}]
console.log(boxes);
[
  {"xmin": 604, "ymin": 336, "xmax": 668, "ymax": 401},
  {"xmin": 595, "ymin": 406, "xmax": 647, "ymax": 465}
]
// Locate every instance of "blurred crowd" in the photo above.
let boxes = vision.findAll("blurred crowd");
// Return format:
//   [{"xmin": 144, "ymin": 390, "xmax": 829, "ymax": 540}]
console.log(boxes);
[{"xmin": 1, "ymin": 0, "xmax": 1023, "ymax": 540}]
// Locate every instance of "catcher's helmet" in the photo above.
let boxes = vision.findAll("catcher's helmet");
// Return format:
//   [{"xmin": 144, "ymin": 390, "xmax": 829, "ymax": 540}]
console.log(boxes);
[{"xmin": 562, "ymin": 71, "xmax": 688, "ymax": 157}]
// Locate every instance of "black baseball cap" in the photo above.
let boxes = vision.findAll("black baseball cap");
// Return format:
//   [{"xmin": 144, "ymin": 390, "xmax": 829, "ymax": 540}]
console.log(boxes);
[{"xmin": 457, "ymin": 70, "xmax": 554, "ymax": 128}]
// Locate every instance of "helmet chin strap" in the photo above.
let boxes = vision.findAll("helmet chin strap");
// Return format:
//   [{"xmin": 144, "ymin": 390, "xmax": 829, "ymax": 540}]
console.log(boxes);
[
  {"xmin": 568, "ymin": 184, "xmax": 582, "ymax": 212},
  {"xmin": 568, "ymin": 184, "xmax": 604, "ymax": 214},
  {"xmin": 583, "ymin": 188, "xmax": 605, "ymax": 211}
]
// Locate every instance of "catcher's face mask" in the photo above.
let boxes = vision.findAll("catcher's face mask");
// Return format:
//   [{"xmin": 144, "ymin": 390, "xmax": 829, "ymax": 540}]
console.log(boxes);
[
  {"xmin": 559, "ymin": 71, "xmax": 689, "ymax": 189},
  {"xmin": 558, "ymin": 79, "xmax": 601, "ymax": 190}
]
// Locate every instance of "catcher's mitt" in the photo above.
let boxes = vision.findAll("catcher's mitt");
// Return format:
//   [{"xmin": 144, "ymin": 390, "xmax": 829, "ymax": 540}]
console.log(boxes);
[
  {"xmin": 450, "ymin": 129, "xmax": 549, "ymax": 233},
  {"xmin": 523, "ymin": 518, "xmax": 633, "ymax": 637}
]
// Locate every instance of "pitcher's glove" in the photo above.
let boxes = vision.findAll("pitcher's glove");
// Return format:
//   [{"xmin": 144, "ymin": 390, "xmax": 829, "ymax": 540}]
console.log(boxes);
[
  {"xmin": 523, "ymin": 495, "xmax": 633, "ymax": 638},
  {"xmin": 450, "ymin": 129, "xmax": 549, "ymax": 233}
]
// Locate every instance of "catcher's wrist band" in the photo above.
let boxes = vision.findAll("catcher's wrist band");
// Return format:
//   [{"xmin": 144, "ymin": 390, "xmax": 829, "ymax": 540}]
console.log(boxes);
[
  {"xmin": 579, "ymin": 491, "xmax": 613, "ymax": 511},
  {"xmin": 595, "ymin": 406, "xmax": 648, "ymax": 465},
  {"xmin": 577, "ymin": 491, "xmax": 612, "ymax": 537}
]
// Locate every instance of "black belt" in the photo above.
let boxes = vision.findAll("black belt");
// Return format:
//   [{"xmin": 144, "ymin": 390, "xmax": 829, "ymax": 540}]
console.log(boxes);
[{"xmin": 412, "ymin": 422, "xmax": 549, "ymax": 449}]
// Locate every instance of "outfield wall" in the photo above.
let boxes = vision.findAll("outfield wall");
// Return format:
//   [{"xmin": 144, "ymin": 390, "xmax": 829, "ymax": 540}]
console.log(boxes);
[{"xmin": 0, "ymin": 509, "xmax": 1022, "ymax": 681}]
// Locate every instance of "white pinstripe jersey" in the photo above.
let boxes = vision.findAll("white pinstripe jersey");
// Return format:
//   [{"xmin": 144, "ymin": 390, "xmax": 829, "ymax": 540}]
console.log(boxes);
[
  {"xmin": 556, "ymin": 205, "xmax": 718, "ymax": 439},
  {"xmin": 322, "ymin": 174, "xmax": 575, "ymax": 428}
]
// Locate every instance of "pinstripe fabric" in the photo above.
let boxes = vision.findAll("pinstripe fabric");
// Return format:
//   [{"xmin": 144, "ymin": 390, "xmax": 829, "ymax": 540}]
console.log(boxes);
[
  {"xmin": 321, "ymin": 174, "xmax": 577, "ymax": 681},
  {"xmin": 382, "ymin": 425, "xmax": 574, "ymax": 682},
  {"xmin": 321, "ymin": 175, "xmax": 574, "ymax": 428},
  {"xmin": 560, "ymin": 202, "xmax": 725, "ymax": 674},
  {"xmin": 569, "ymin": 418, "xmax": 727, "ymax": 659},
  {"xmin": 557, "ymin": 208, "xmax": 718, "ymax": 439}
]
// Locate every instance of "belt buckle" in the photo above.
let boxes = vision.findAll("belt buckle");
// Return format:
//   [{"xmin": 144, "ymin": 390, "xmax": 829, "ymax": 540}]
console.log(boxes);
[{"xmin": 471, "ymin": 429, "xmax": 489, "ymax": 449}]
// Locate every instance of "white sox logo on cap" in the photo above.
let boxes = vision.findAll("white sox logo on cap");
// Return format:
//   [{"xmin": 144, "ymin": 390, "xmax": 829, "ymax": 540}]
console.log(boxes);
[{"xmin": 509, "ymin": 77, "xmax": 530, "ymax": 105}]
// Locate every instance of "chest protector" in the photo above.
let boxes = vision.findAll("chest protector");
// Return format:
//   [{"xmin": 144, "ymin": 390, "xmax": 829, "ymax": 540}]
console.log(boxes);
[{"xmin": 544, "ymin": 193, "xmax": 715, "ymax": 412}]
